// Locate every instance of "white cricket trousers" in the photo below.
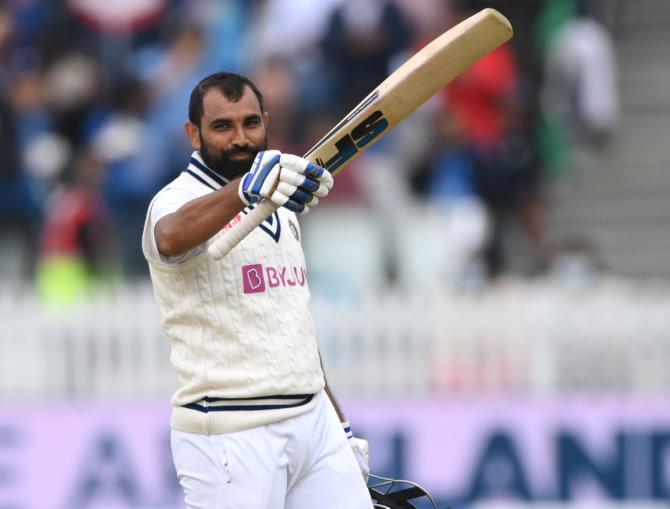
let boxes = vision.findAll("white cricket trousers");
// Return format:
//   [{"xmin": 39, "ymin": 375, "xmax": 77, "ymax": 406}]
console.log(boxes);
[{"xmin": 171, "ymin": 394, "xmax": 373, "ymax": 509}]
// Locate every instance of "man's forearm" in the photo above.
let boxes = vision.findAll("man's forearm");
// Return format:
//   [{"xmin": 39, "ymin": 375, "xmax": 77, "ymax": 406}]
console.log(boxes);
[
  {"xmin": 324, "ymin": 380, "xmax": 346, "ymax": 422},
  {"xmin": 320, "ymin": 352, "xmax": 346, "ymax": 422},
  {"xmin": 155, "ymin": 177, "xmax": 245, "ymax": 256}
]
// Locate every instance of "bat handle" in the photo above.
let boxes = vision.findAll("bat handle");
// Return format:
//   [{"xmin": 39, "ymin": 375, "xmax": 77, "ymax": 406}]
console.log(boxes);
[{"xmin": 208, "ymin": 200, "xmax": 279, "ymax": 260}]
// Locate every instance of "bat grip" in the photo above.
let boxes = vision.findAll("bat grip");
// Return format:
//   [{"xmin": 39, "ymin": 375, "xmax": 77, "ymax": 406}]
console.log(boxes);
[{"xmin": 208, "ymin": 200, "xmax": 279, "ymax": 260}]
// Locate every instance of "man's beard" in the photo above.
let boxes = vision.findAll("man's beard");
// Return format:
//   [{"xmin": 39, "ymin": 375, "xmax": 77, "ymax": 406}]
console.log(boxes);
[{"xmin": 199, "ymin": 135, "xmax": 268, "ymax": 181}]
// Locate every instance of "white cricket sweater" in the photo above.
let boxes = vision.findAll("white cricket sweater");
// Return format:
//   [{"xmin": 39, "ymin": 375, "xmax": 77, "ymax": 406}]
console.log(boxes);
[{"xmin": 141, "ymin": 154, "xmax": 324, "ymax": 435}]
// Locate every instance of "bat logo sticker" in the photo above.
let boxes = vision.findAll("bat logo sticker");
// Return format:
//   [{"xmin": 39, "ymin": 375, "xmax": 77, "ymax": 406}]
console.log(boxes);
[{"xmin": 314, "ymin": 110, "xmax": 389, "ymax": 173}]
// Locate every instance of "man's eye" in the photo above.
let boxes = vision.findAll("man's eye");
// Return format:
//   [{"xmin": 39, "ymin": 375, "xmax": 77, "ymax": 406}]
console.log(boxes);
[{"xmin": 246, "ymin": 119, "xmax": 260, "ymax": 127}]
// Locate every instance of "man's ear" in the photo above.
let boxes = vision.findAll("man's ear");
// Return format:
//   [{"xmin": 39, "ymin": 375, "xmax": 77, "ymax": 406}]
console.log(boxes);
[
  {"xmin": 184, "ymin": 121, "xmax": 201, "ymax": 149},
  {"xmin": 263, "ymin": 111, "xmax": 269, "ymax": 128}
]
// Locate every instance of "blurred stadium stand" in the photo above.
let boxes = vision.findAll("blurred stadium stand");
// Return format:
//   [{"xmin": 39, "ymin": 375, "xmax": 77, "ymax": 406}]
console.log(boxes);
[{"xmin": 548, "ymin": 0, "xmax": 670, "ymax": 279}]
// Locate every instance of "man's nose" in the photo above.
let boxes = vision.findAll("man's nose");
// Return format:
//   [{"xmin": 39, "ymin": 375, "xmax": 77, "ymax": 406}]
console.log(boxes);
[{"xmin": 231, "ymin": 125, "xmax": 249, "ymax": 147}]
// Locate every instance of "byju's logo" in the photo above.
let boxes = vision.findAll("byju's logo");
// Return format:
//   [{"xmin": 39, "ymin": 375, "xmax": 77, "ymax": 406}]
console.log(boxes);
[
  {"xmin": 242, "ymin": 264, "xmax": 306, "ymax": 294},
  {"xmin": 242, "ymin": 264, "xmax": 266, "ymax": 293}
]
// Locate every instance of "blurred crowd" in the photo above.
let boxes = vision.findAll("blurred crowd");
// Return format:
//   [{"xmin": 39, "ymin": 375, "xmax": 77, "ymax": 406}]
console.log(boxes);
[{"xmin": 0, "ymin": 0, "xmax": 620, "ymax": 303}]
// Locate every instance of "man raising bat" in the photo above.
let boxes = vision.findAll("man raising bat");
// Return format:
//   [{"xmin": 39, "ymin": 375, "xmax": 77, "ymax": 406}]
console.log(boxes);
[{"xmin": 141, "ymin": 71, "xmax": 371, "ymax": 509}]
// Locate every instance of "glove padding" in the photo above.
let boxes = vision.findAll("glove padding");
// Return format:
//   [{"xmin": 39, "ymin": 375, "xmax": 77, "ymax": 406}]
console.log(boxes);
[
  {"xmin": 238, "ymin": 150, "xmax": 281, "ymax": 206},
  {"xmin": 238, "ymin": 151, "xmax": 333, "ymax": 214},
  {"xmin": 342, "ymin": 421, "xmax": 369, "ymax": 482}
]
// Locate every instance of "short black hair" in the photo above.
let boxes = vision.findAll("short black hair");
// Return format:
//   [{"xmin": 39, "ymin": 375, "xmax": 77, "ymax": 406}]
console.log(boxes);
[{"xmin": 188, "ymin": 71, "xmax": 264, "ymax": 126}]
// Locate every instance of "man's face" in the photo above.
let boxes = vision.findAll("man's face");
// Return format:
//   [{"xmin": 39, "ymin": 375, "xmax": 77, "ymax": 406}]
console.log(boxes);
[{"xmin": 192, "ymin": 86, "xmax": 268, "ymax": 180}]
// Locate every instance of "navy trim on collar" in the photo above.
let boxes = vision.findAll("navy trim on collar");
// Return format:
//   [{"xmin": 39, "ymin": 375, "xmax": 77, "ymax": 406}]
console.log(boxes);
[
  {"xmin": 244, "ymin": 205, "xmax": 282, "ymax": 243},
  {"xmin": 185, "ymin": 169, "xmax": 216, "ymax": 190}
]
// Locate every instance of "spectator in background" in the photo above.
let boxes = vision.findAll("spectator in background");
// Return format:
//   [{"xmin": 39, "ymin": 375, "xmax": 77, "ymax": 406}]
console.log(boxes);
[
  {"xmin": 251, "ymin": 55, "xmax": 302, "ymax": 154},
  {"xmin": 309, "ymin": 0, "xmax": 416, "ymax": 286},
  {"xmin": 42, "ymin": 51, "xmax": 101, "ymax": 147},
  {"xmin": 249, "ymin": 0, "xmax": 342, "ymax": 131},
  {"xmin": 0, "ymin": 4, "xmax": 42, "ymax": 279},
  {"xmin": 432, "ymin": 0, "xmax": 546, "ymax": 279},
  {"xmin": 37, "ymin": 150, "xmax": 120, "ymax": 308},
  {"xmin": 15, "ymin": 53, "xmax": 80, "ymax": 197},
  {"xmin": 320, "ymin": 0, "xmax": 413, "ymax": 119},
  {"xmin": 90, "ymin": 77, "xmax": 162, "ymax": 277},
  {"xmin": 540, "ymin": 0, "xmax": 620, "ymax": 152}
]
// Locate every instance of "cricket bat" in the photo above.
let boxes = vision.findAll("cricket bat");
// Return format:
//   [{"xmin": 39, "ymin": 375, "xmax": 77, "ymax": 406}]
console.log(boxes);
[{"xmin": 209, "ymin": 8, "xmax": 513, "ymax": 260}]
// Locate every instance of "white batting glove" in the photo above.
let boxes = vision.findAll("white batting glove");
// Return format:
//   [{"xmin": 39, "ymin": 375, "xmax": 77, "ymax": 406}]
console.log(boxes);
[
  {"xmin": 273, "ymin": 154, "xmax": 333, "ymax": 214},
  {"xmin": 342, "ymin": 421, "xmax": 369, "ymax": 482},
  {"xmin": 239, "ymin": 151, "xmax": 333, "ymax": 215}
]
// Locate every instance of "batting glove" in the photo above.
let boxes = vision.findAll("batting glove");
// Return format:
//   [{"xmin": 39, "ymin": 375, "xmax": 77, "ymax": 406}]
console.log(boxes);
[
  {"xmin": 239, "ymin": 151, "xmax": 333, "ymax": 215},
  {"xmin": 342, "ymin": 421, "xmax": 369, "ymax": 482},
  {"xmin": 238, "ymin": 150, "xmax": 282, "ymax": 206},
  {"xmin": 274, "ymin": 154, "xmax": 333, "ymax": 214}
]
